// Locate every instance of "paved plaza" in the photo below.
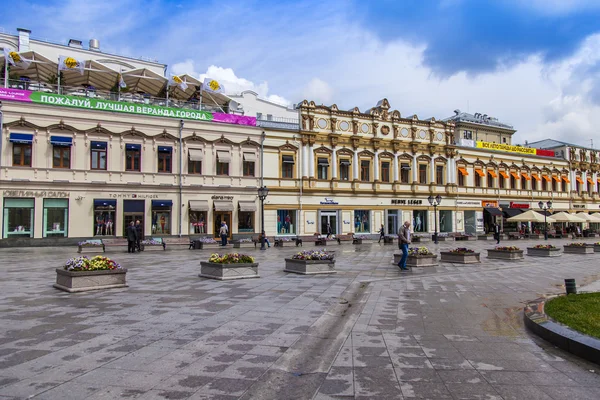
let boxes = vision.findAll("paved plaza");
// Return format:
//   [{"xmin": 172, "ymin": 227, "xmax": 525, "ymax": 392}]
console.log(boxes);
[{"xmin": 2, "ymin": 239, "xmax": 600, "ymax": 399}]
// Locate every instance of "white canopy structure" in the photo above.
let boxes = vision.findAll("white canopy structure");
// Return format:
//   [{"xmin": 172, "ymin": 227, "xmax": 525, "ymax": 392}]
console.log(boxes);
[
  {"xmin": 507, "ymin": 210, "xmax": 555, "ymax": 223},
  {"xmin": 551, "ymin": 212, "xmax": 586, "ymax": 223}
]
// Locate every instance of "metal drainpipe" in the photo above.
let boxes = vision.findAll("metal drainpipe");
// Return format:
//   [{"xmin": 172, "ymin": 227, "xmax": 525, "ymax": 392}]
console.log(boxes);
[
  {"xmin": 178, "ymin": 119, "xmax": 184, "ymax": 238},
  {"xmin": 293, "ymin": 135, "xmax": 302, "ymax": 235}
]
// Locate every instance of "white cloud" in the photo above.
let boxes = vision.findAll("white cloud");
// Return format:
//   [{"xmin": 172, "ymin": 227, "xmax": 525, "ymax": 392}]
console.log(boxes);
[{"xmin": 302, "ymin": 78, "xmax": 334, "ymax": 105}]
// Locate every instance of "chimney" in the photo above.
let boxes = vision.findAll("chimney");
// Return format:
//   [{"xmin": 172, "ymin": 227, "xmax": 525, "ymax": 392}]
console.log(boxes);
[
  {"xmin": 68, "ymin": 39, "xmax": 83, "ymax": 49},
  {"xmin": 16, "ymin": 28, "xmax": 31, "ymax": 52},
  {"xmin": 89, "ymin": 39, "xmax": 100, "ymax": 51}
]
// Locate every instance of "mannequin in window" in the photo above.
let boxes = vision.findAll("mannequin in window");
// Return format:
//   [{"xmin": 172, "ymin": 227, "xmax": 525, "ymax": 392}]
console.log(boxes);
[
  {"xmin": 152, "ymin": 212, "xmax": 158, "ymax": 234},
  {"xmin": 106, "ymin": 218, "xmax": 113, "ymax": 236}
]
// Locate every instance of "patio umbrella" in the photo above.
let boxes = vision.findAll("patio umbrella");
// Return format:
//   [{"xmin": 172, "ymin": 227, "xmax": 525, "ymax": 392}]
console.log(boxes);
[
  {"xmin": 588, "ymin": 213, "xmax": 600, "ymax": 222},
  {"xmin": 507, "ymin": 209, "xmax": 555, "ymax": 223},
  {"xmin": 575, "ymin": 212, "xmax": 594, "ymax": 222},
  {"xmin": 550, "ymin": 212, "xmax": 586, "ymax": 223}
]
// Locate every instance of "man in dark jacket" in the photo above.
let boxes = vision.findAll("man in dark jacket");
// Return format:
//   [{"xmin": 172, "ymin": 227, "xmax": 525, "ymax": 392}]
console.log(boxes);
[
  {"xmin": 397, "ymin": 221, "xmax": 411, "ymax": 271},
  {"xmin": 135, "ymin": 220, "xmax": 143, "ymax": 252},
  {"xmin": 126, "ymin": 221, "xmax": 138, "ymax": 253}
]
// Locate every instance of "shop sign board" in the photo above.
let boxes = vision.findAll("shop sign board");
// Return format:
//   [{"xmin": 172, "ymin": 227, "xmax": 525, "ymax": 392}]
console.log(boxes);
[
  {"xmin": 509, "ymin": 202, "xmax": 530, "ymax": 209},
  {"xmin": 456, "ymin": 200, "xmax": 481, "ymax": 207},
  {"xmin": 475, "ymin": 140, "xmax": 555, "ymax": 157},
  {"xmin": 482, "ymin": 200, "xmax": 499, "ymax": 207},
  {"xmin": 391, "ymin": 199, "xmax": 423, "ymax": 205},
  {"xmin": 573, "ymin": 204, "xmax": 587, "ymax": 209},
  {"xmin": 108, "ymin": 193, "xmax": 159, "ymax": 199},
  {"xmin": 3, "ymin": 190, "xmax": 69, "ymax": 198},
  {"xmin": 320, "ymin": 197, "xmax": 339, "ymax": 205}
]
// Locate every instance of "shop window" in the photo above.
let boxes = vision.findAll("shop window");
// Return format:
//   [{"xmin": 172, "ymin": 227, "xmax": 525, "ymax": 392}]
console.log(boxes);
[
  {"xmin": 413, "ymin": 210, "xmax": 427, "ymax": 233},
  {"xmin": 381, "ymin": 161, "xmax": 390, "ymax": 182},
  {"xmin": 90, "ymin": 141, "xmax": 107, "ymax": 170},
  {"xmin": 189, "ymin": 211, "xmax": 206, "ymax": 234},
  {"xmin": 439, "ymin": 210, "xmax": 452, "ymax": 232},
  {"xmin": 123, "ymin": 200, "xmax": 144, "ymax": 237},
  {"xmin": 360, "ymin": 160, "xmax": 370, "ymax": 181},
  {"xmin": 474, "ymin": 170, "xmax": 483, "ymax": 187},
  {"xmin": 418, "ymin": 164, "xmax": 427, "ymax": 184},
  {"xmin": 339, "ymin": 159, "xmax": 351, "ymax": 181},
  {"xmin": 277, "ymin": 210, "xmax": 296, "ymax": 234},
  {"xmin": 152, "ymin": 200, "xmax": 172, "ymax": 234},
  {"xmin": 400, "ymin": 162, "xmax": 410, "ymax": 183},
  {"xmin": 317, "ymin": 157, "xmax": 329, "ymax": 180},
  {"xmin": 12, "ymin": 143, "xmax": 32, "ymax": 167},
  {"xmin": 53, "ymin": 146, "xmax": 71, "ymax": 169},
  {"xmin": 94, "ymin": 199, "xmax": 116, "ymax": 236},
  {"xmin": 435, "ymin": 165, "xmax": 444, "ymax": 185},
  {"xmin": 188, "ymin": 149, "xmax": 203, "ymax": 175},
  {"xmin": 43, "ymin": 198, "xmax": 68, "ymax": 237},
  {"xmin": 126, "ymin": 144, "xmax": 141, "ymax": 171},
  {"xmin": 281, "ymin": 154, "xmax": 295, "ymax": 178},
  {"xmin": 239, "ymin": 212, "xmax": 254, "ymax": 233},
  {"xmin": 158, "ymin": 146, "xmax": 172, "ymax": 173},
  {"xmin": 216, "ymin": 151, "xmax": 231, "ymax": 176},
  {"xmin": 354, "ymin": 210, "xmax": 370, "ymax": 233},
  {"xmin": 243, "ymin": 153, "xmax": 256, "ymax": 177},
  {"xmin": 3, "ymin": 198, "xmax": 34, "ymax": 238}
]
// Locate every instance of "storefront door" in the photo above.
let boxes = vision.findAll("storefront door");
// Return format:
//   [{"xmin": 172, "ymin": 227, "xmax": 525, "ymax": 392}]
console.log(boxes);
[
  {"xmin": 123, "ymin": 200, "xmax": 145, "ymax": 237},
  {"xmin": 387, "ymin": 210, "xmax": 398, "ymax": 235},
  {"xmin": 320, "ymin": 211, "xmax": 337, "ymax": 235},
  {"xmin": 214, "ymin": 212, "xmax": 232, "ymax": 238},
  {"xmin": 464, "ymin": 211, "xmax": 477, "ymax": 235}
]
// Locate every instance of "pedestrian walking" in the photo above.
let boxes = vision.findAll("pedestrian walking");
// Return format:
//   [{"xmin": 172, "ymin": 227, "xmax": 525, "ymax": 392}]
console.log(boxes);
[
  {"xmin": 493, "ymin": 222, "xmax": 500, "ymax": 244},
  {"xmin": 397, "ymin": 221, "xmax": 411, "ymax": 271},
  {"xmin": 326, "ymin": 223, "xmax": 332, "ymax": 239},
  {"xmin": 126, "ymin": 221, "xmax": 138, "ymax": 253},
  {"xmin": 378, "ymin": 224, "xmax": 385, "ymax": 243},
  {"xmin": 135, "ymin": 220, "xmax": 142, "ymax": 252},
  {"xmin": 219, "ymin": 222, "xmax": 228, "ymax": 246}
]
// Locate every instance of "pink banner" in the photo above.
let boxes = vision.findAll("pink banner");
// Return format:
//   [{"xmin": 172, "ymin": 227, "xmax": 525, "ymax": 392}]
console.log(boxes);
[
  {"xmin": 0, "ymin": 87, "xmax": 32, "ymax": 102},
  {"xmin": 213, "ymin": 113, "xmax": 257, "ymax": 127}
]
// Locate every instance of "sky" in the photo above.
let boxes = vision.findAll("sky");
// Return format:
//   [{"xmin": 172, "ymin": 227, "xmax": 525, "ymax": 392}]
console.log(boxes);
[{"xmin": 2, "ymin": 0, "xmax": 600, "ymax": 145}]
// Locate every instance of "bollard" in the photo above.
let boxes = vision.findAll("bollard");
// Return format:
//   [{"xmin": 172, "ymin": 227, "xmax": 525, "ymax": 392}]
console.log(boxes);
[{"xmin": 565, "ymin": 279, "xmax": 577, "ymax": 295}]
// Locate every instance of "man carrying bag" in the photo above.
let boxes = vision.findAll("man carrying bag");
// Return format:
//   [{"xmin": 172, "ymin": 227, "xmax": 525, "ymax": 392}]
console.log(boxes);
[{"xmin": 397, "ymin": 221, "xmax": 411, "ymax": 271}]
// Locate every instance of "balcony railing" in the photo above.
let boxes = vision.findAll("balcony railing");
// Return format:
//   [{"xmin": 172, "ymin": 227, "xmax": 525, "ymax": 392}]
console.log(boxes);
[{"xmin": 256, "ymin": 116, "xmax": 299, "ymax": 130}]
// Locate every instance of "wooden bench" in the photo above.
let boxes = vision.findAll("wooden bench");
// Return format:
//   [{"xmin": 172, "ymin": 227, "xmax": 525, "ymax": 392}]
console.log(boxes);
[
  {"xmin": 336, "ymin": 234, "xmax": 353, "ymax": 244},
  {"xmin": 252, "ymin": 236, "xmax": 272, "ymax": 248},
  {"xmin": 163, "ymin": 237, "xmax": 191, "ymax": 250}
]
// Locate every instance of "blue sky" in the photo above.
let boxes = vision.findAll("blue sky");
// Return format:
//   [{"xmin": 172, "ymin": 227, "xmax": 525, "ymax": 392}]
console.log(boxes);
[{"xmin": 2, "ymin": 0, "xmax": 600, "ymax": 144}]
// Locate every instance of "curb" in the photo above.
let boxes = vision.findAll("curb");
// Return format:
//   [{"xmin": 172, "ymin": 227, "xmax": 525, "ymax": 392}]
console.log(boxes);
[{"xmin": 524, "ymin": 296, "xmax": 600, "ymax": 365}]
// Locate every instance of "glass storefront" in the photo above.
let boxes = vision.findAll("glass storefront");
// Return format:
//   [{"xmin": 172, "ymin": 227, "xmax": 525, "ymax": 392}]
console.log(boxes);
[
  {"xmin": 239, "ymin": 212, "xmax": 254, "ymax": 233},
  {"xmin": 439, "ymin": 210, "xmax": 453, "ymax": 233},
  {"xmin": 190, "ymin": 211, "xmax": 207, "ymax": 234},
  {"xmin": 152, "ymin": 200, "xmax": 172, "ymax": 235},
  {"xmin": 320, "ymin": 210, "xmax": 338, "ymax": 235},
  {"xmin": 354, "ymin": 210, "xmax": 370, "ymax": 233},
  {"xmin": 94, "ymin": 199, "xmax": 116, "ymax": 236},
  {"xmin": 277, "ymin": 210, "xmax": 296, "ymax": 234},
  {"xmin": 123, "ymin": 200, "xmax": 144, "ymax": 237},
  {"xmin": 386, "ymin": 210, "xmax": 399, "ymax": 235},
  {"xmin": 412, "ymin": 210, "xmax": 427, "ymax": 233},
  {"xmin": 3, "ymin": 198, "xmax": 34, "ymax": 238},
  {"xmin": 43, "ymin": 199, "xmax": 68, "ymax": 237}
]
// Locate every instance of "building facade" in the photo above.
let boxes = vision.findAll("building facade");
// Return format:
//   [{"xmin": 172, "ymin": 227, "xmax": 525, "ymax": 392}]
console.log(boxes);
[{"xmin": 443, "ymin": 109, "xmax": 516, "ymax": 145}]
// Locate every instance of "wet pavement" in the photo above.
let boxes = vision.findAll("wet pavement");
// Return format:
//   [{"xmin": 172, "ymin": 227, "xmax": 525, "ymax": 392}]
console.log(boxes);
[{"xmin": 1, "ymin": 238, "xmax": 600, "ymax": 399}]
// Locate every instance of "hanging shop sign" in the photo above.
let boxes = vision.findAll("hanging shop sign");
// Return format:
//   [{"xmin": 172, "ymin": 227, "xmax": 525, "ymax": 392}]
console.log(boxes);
[
  {"xmin": 509, "ymin": 202, "xmax": 530, "ymax": 209},
  {"xmin": 391, "ymin": 199, "xmax": 423, "ymax": 205},
  {"xmin": 482, "ymin": 200, "xmax": 499, "ymax": 207},
  {"xmin": 0, "ymin": 88, "xmax": 256, "ymax": 126},
  {"xmin": 455, "ymin": 200, "xmax": 481, "ymax": 207}
]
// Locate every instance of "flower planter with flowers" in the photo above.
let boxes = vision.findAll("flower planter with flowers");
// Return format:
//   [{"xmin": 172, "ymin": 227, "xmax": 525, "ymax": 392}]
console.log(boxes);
[
  {"xmin": 274, "ymin": 236, "xmax": 294, "ymax": 247},
  {"xmin": 54, "ymin": 256, "xmax": 127, "ymax": 293},
  {"xmin": 487, "ymin": 246, "xmax": 524, "ymax": 260},
  {"xmin": 527, "ymin": 244, "xmax": 561, "ymax": 257},
  {"xmin": 435, "ymin": 234, "xmax": 454, "ymax": 242},
  {"xmin": 77, "ymin": 239, "xmax": 106, "ymax": 253},
  {"xmin": 195, "ymin": 237, "xmax": 220, "ymax": 250},
  {"xmin": 200, "ymin": 253, "xmax": 259, "ymax": 280},
  {"xmin": 383, "ymin": 236, "xmax": 394, "ymax": 244},
  {"xmin": 440, "ymin": 248, "xmax": 480, "ymax": 264},
  {"xmin": 285, "ymin": 249, "xmax": 336, "ymax": 275},
  {"xmin": 352, "ymin": 235, "xmax": 370, "ymax": 244},
  {"xmin": 140, "ymin": 238, "xmax": 166, "ymax": 251},
  {"xmin": 393, "ymin": 247, "xmax": 438, "ymax": 267},
  {"xmin": 563, "ymin": 243, "xmax": 595, "ymax": 254},
  {"xmin": 233, "ymin": 238, "xmax": 255, "ymax": 248}
]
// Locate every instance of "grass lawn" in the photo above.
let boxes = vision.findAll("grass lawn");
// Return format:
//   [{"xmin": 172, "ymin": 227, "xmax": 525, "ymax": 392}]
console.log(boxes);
[{"xmin": 545, "ymin": 293, "xmax": 600, "ymax": 339}]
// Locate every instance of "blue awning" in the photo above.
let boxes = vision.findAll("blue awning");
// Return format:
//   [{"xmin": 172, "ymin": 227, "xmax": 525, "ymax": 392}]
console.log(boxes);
[
  {"xmin": 91, "ymin": 141, "xmax": 107, "ymax": 150},
  {"xmin": 50, "ymin": 136, "xmax": 73, "ymax": 146},
  {"xmin": 9, "ymin": 133, "xmax": 34, "ymax": 144},
  {"xmin": 94, "ymin": 199, "xmax": 116, "ymax": 208},
  {"xmin": 152, "ymin": 200, "xmax": 173, "ymax": 208},
  {"xmin": 126, "ymin": 143, "xmax": 141, "ymax": 151},
  {"xmin": 158, "ymin": 146, "xmax": 172, "ymax": 153}
]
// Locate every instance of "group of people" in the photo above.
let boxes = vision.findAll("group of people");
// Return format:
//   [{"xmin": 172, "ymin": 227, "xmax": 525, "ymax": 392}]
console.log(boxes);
[{"xmin": 125, "ymin": 220, "xmax": 143, "ymax": 253}]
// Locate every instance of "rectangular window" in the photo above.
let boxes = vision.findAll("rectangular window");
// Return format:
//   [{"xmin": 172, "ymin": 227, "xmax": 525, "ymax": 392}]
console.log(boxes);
[
  {"xmin": 499, "ymin": 174, "xmax": 505, "ymax": 188},
  {"xmin": 458, "ymin": 170, "xmax": 465, "ymax": 186},
  {"xmin": 510, "ymin": 175, "xmax": 517, "ymax": 189},
  {"xmin": 53, "ymin": 146, "xmax": 71, "ymax": 169},
  {"xmin": 360, "ymin": 160, "xmax": 370, "ymax": 181},
  {"xmin": 152, "ymin": 200, "xmax": 172, "ymax": 234},
  {"xmin": 256, "ymin": 112, "xmax": 262, "ymax": 120},
  {"xmin": 562, "ymin": 179, "xmax": 567, "ymax": 192},
  {"xmin": 317, "ymin": 157, "xmax": 329, "ymax": 180},
  {"xmin": 126, "ymin": 144, "xmax": 141, "ymax": 172},
  {"xmin": 418, "ymin": 164, "xmax": 427, "ymax": 184},
  {"xmin": 243, "ymin": 161, "xmax": 255, "ymax": 177},
  {"xmin": 12, "ymin": 143, "xmax": 32, "ymax": 167},
  {"xmin": 339, "ymin": 159, "xmax": 350, "ymax": 181},
  {"xmin": 3, "ymin": 198, "xmax": 34, "ymax": 238},
  {"xmin": 277, "ymin": 210, "xmax": 296, "ymax": 234},
  {"xmin": 413, "ymin": 210, "xmax": 427, "ymax": 233},
  {"xmin": 487, "ymin": 173, "xmax": 494, "ymax": 188},
  {"xmin": 281, "ymin": 155, "xmax": 294, "ymax": 178},
  {"xmin": 267, "ymin": 114, "xmax": 273, "ymax": 121},
  {"xmin": 94, "ymin": 199, "xmax": 116, "ymax": 236},
  {"xmin": 43, "ymin": 198, "xmax": 68, "ymax": 237},
  {"xmin": 216, "ymin": 151, "xmax": 231, "ymax": 176},
  {"xmin": 381, "ymin": 161, "xmax": 390, "ymax": 182},
  {"xmin": 475, "ymin": 174, "xmax": 481, "ymax": 187},
  {"xmin": 217, "ymin": 162, "xmax": 229, "ymax": 176},
  {"xmin": 400, "ymin": 163, "xmax": 410, "ymax": 183},
  {"xmin": 463, "ymin": 130, "xmax": 473, "ymax": 140},
  {"xmin": 157, "ymin": 146, "xmax": 172, "ymax": 173},
  {"xmin": 90, "ymin": 141, "xmax": 107, "ymax": 170},
  {"xmin": 190, "ymin": 211, "xmax": 206, "ymax": 234},
  {"xmin": 542, "ymin": 178, "xmax": 548, "ymax": 191},
  {"xmin": 552, "ymin": 178, "xmax": 557, "ymax": 192},
  {"xmin": 354, "ymin": 210, "xmax": 370, "ymax": 233},
  {"xmin": 436, "ymin": 165, "xmax": 444, "ymax": 185},
  {"xmin": 188, "ymin": 160, "xmax": 202, "ymax": 174}
]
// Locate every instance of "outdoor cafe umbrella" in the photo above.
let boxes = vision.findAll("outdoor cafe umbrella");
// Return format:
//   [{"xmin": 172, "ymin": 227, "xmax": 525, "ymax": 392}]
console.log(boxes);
[
  {"xmin": 507, "ymin": 209, "xmax": 555, "ymax": 223},
  {"xmin": 588, "ymin": 213, "xmax": 600, "ymax": 222},
  {"xmin": 575, "ymin": 212, "xmax": 594, "ymax": 222},
  {"xmin": 550, "ymin": 212, "xmax": 586, "ymax": 223}
]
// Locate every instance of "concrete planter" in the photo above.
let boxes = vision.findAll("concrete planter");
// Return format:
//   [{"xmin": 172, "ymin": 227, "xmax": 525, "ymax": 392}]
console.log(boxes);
[
  {"xmin": 477, "ymin": 235, "xmax": 493, "ymax": 241},
  {"xmin": 594, "ymin": 245, "xmax": 600, "ymax": 253},
  {"xmin": 233, "ymin": 242, "xmax": 255, "ymax": 249},
  {"xmin": 383, "ymin": 237, "xmax": 394, "ymax": 244},
  {"xmin": 455, "ymin": 236, "xmax": 477, "ymax": 241},
  {"xmin": 140, "ymin": 243, "xmax": 166, "ymax": 251},
  {"xmin": 440, "ymin": 252, "xmax": 481, "ymax": 264},
  {"xmin": 284, "ymin": 258, "xmax": 336, "ymax": 275},
  {"xmin": 527, "ymin": 247, "xmax": 561, "ymax": 257},
  {"xmin": 352, "ymin": 239, "xmax": 363, "ymax": 245},
  {"xmin": 199, "ymin": 261, "xmax": 259, "ymax": 280},
  {"xmin": 436, "ymin": 236, "xmax": 454, "ymax": 242},
  {"xmin": 563, "ymin": 245, "xmax": 595, "ymax": 254},
  {"xmin": 54, "ymin": 268, "xmax": 128, "ymax": 293},
  {"xmin": 528, "ymin": 234, "xmax": 542, "ymax": 239},
  {"xmin": 393, "ymin": 253, "xmax": 438, "ymax": 267},
  {"xmin": 487, "ymin": 249, "xmax": 524, "ymax": 260},
  {"xmin": 413, "ymin": 237, "xmax": 431, "ymax": 243},
  {"xmin": 77, "ymin": 244, "xmax": 105, "ymax": 253}
]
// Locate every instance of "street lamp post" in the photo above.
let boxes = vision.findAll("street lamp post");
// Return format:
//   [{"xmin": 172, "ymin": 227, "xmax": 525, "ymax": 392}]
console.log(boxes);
[
  {"xmin": 538, "ymin": 200, "xmax": 553, "ymax": 240},
  {"xmin": 428, "ymin": 194, "xmax": 442, "ymax": 244},
  {"xmin": 258, "ymin": 186, "xmax": 269, "ymax": 250}
]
